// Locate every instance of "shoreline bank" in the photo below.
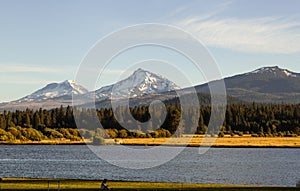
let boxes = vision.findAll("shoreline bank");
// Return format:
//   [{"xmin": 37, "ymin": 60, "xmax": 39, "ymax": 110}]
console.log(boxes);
[
  {"xmin": 0, "ymin": 137, "xmax": 299, "ymax": 148},
  {"xmin": 115, "ymin": 137, "xmax": 300, "ymax": 148}
]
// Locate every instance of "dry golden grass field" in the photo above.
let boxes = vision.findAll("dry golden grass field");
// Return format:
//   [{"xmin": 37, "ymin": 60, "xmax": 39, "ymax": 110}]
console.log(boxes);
[
  {"xmin": 115, "ymin": 136, "xmax": 300, "ymax": 147},
  {"xmin": 1, "ymin": 136, "xmax": 299, "ymax": 147}
]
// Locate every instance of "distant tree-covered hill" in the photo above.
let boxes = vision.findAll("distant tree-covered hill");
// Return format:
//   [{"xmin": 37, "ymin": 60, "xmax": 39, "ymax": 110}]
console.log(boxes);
[{"xmin": 195, "ymin": 66, "xmax": 300, "ymax": 103}]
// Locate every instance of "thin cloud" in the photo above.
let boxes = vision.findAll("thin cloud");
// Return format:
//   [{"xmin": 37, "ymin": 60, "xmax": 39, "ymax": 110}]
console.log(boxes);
[
  {"xmin": 0, "ymin": 64, "xmax": 76, "ymax": 85},
  {"xmin": 176, "ymin": 16, "xmax": 300, "ymax": 54},
  {"xmin": 165, "ymin": 0, "xmax": 233, "ymax": 21},
  {"xmin": 0, "ymin": 79, "xmax": 53, "ymax": 85},
  {"xmin": 0, "ymin": 64, "xmax": 63, "ymax": 73}
]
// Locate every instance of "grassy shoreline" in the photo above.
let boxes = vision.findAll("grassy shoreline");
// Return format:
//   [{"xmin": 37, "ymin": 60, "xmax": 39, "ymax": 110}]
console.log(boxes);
[
  {"xmin": 115, "ymin": 136, "xmax": 300, "ymax": 148},
  {"xmin": 0, "ymin": 137, "xmax": 299, "ymax": 148},
  {"xmin": 0, "ymin": 178, "xmax": 298, "ymax": 191}
]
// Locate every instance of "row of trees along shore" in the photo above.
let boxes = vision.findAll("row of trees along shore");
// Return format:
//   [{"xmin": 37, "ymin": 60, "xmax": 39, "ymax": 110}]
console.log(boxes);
[{"xmin": 0, "ymin": 103, "xmax": 300, "ymax": 142}]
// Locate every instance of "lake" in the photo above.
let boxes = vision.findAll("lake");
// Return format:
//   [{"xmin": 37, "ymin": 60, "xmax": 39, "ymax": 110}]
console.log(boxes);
[{"xmin": 0, "ymin": 145, "xmax": 299, "ymax": 186}]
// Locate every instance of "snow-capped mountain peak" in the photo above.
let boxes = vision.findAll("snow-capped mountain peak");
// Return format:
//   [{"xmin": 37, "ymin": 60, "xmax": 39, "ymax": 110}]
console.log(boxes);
[
  {"xmin": 250, "ymin": 66, "xmax": 298, "ymax": 77},
  {"xmin": 15, "ymin": 80, "xmax": 89, "ymax": 103},
  {"xmin": 62, "ymin": 80, "xmax": 89, "ymax": 94},
  {"xmin": 95, "ymin": 68, "xmax": 180, "ymax": 99}
]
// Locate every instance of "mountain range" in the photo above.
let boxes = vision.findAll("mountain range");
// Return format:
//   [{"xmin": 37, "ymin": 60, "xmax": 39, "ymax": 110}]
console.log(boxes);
[
  {"xmin": 1, "ymin": 66, "xmax": 300, "ymax": 111},
  {"xmin": 0, "ymin": 68, "xmax": 180, "ymax": 110}
]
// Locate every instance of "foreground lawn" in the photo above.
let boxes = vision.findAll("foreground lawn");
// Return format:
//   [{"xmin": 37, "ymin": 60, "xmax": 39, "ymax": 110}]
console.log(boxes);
[{"xmin": 0, "ymin": 178, "xmax": 298, "ymax": 191}]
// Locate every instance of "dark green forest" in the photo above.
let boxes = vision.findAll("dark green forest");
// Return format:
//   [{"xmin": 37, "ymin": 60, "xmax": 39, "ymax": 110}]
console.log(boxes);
[{"xmin": 0, "ymin": 103, "xmax": 299, "ymax": 142}]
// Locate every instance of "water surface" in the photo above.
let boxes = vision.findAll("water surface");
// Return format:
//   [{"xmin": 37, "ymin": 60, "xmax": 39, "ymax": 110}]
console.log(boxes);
[{"xmin": 0, "ymin": 145, "xmax": 298, "ymax": 186}]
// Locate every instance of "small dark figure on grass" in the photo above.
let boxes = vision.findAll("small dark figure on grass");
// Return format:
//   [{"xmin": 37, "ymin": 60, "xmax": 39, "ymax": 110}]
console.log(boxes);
[{"xmin": 101, "ymin": 179, "xmax": 111, "ymax": 190}]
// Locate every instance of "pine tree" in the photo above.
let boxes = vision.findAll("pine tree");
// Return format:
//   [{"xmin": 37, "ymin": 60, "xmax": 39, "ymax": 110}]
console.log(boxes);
[
  {"xmin": 65, "ymin": 106, "xmax": 75, "ymax": 128},
  {"xmin": 0, "ymin": 115, "xmax": 6, "ymax": 129},
  {"xmin": 33, "ymin": 112, "xmax": 41, "ymax": 129},
  {"xmin": 24, "ymin": 112, "xmax": 31, "ymax": 128}
]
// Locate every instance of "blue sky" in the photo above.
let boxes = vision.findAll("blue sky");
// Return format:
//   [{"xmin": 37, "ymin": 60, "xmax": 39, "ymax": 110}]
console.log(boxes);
[{"xmin": 0, "ymin": 0, "xmax": 300, "ymax": 102}]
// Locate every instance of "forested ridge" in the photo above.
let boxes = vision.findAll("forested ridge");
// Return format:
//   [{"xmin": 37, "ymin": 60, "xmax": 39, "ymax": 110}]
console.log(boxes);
[{"xmin": 0, "ymin": 103, "xmax": 299, "ymax": 142}]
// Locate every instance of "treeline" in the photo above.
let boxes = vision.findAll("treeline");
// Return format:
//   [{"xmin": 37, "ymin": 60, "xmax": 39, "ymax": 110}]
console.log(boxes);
[
  {"xmin": 0, "ymin": 103, "xmax": 299, "ymax": 142},
  {"xmin": 76, "ymin": 103, "xmax": 300, "ymax": 137},
  {"xmin": 222, "ymin": 103, "xmax": 300, "ymax": 137}
]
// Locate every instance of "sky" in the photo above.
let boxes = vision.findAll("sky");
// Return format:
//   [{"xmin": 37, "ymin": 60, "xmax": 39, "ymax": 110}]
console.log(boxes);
[{"xmin": 0, "ymin": 0, "xmax": 300, "ymax": 102}]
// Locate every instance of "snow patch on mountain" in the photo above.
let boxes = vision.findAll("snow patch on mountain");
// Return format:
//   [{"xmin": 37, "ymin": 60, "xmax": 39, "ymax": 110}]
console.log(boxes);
[
  {"xmin": 283, "ymin": 70, "xmax": 297, "ymax": 77},
  {"xmin": 250, "ymin": 66, "xmax": 298, "ymax": 77}
]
